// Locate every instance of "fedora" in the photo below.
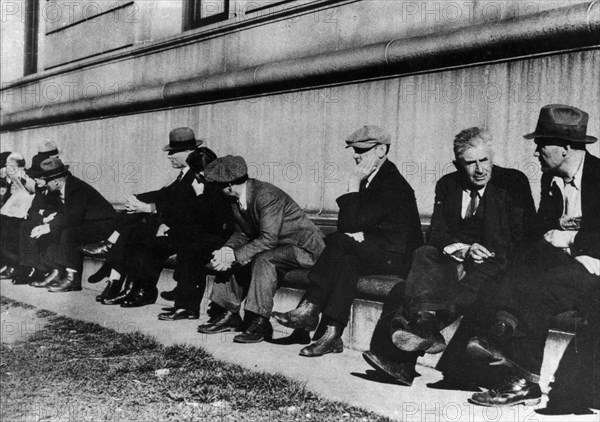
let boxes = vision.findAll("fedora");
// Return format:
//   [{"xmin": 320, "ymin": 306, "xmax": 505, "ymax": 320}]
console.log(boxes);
[
  {"xmin": 163, "ymin": 127, "xmax": 203, "ymax": 153},
  {"xmin": 524, "ymin": 104, "xmax": 597, "ymax": 143},
  {"xmin": 39, "ymin": 157, "xmax": 70, "ymax": 181}
]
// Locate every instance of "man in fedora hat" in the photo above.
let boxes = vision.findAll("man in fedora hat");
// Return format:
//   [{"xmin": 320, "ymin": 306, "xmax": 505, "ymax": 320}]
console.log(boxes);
[
  {"xmin": 82, "ymin": 127, "xmax": 204, "ymax": 307},
  {"xmin": 273, "ymin": 126, "xmax": 424, "ymax": 357},
  {"xmin": 467, "ymin": 104, "xmax": 600, "ymax": 407},
  {"xmin": 18, "ymin": 157, "xmax": 116, "ymax": 291},
  {"xmin": 198, "ymin": 155, "xmax": 325, "ymax": 343}
]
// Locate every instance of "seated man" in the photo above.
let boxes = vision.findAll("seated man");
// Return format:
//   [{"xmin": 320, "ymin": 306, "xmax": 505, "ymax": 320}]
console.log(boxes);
[
  {"xmin": 467, "ymin": 104, "xmax": 600, "ymax": 407},
  {"xmin": 83, "ymin": 127, "xmax": 203, "ymax": 306},
  {"xmin": 19, "ymin": 157, "xmax": 117, "ymax": 291},
  {"xmin": 362, "ymin": 127, "xmax": 535, "ymax": 385},
  {"xmin": 273, "ymin": 125, "xmax": 424, "ymax": 357},
  {"xmin": 198, "ymin": 155, "xmax": 325, "ymax": 343}
]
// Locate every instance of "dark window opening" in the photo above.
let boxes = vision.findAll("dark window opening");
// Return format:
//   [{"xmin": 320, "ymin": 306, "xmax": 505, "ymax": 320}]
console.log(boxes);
[
  {"xmin": 24, "ymin": 0, "xmax": 39, "ymax": 76},
  {"xmin": 183, "ymin": 0, "xmax": 230, "ymax": 31}
]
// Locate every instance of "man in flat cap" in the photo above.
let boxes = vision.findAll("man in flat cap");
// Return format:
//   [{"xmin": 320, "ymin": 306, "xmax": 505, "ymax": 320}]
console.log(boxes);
[
  {"xmin": 467, "ymin": 105, "xmax": 600, "ymax": 407},
  {"xmin": 82, "ymin": 127, "xmax": 204, "ymax": 307},
  {"xmin": 273, "ymin": 125, "xmax": 424, "ymax": 357},
  {"xmin": 359, "ymin": 126, "xmax": 536, "ymax": 386},
  {"xmin": 16, "ymin": 157, "xmax": 116, "ymax": 290},
  {"xmin": 198, "ymin": 155, "xmax": 325, "ymax": 343}
]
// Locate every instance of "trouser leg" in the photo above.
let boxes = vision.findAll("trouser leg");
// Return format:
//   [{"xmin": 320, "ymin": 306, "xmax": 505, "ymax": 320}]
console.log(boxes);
[
  {"xmin": 173, "ymin": 240, "xmax": 219, "ymax": 311},
  {"xmin": 126, "ymin": 236, "xmax": 175, "ymax": 290},
  {"xmin": 0, "ymin": 216, "xmax": 23, "ymax": 266},
  {"xmin": 209, "ymin": 266, "xmax": 251, "ymax": 313},
  {"xmin": 54, "ymin": 221, "xmax": 114, "ymax": 272},
  {"xmin": 244, "ymin": 245, "xmax": 315, "ymax": 318},
  {"xmin": 19, "ymin": 220, "xmax": 59, "ymax": 271}
]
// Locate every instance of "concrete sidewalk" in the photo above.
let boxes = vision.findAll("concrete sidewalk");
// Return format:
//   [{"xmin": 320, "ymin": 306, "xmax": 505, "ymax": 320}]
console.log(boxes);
[{"xmin": 1, "ymin": 279, "xmax": 598, "ymax": 422}]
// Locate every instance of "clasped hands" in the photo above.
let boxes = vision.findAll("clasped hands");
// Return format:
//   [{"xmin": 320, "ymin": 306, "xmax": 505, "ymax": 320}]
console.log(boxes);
[
  {"xmin": 453, "ymin": 243, "xmax": 495, "ymax": 264},
  {"xmin": 211, "ymin": 246, "xmax": 236, "ymax": 271}
]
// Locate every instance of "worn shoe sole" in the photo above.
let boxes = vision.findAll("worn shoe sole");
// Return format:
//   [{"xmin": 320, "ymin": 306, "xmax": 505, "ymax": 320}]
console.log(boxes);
[
  {"xmin": 271, "ymin": 312, "xmax": 318, "ymax": 331},
  {"xmin": 158, "ymin": 313, "xmax": 199, "ymax": 321},
  {"xmin": 391, "ymin": 329, "xmax": 446, "ymax": 354},
  {"xmin": 48, "ymin": 286, "xmax": 83, "ymax": 293},
  {"xmin": 197, "ymin": 325, "xmax": 242, "ymax": 334},
  {"xmin": 468, "ymin": 396, "xmax": 541, "ymax": 407},
  {"xmin": 232, "ymin": 333, "xmax": 273, "ymax": 344},
  {"xmin": 362, "ymin": 352, "xmax": 413, "ymax": 386}
]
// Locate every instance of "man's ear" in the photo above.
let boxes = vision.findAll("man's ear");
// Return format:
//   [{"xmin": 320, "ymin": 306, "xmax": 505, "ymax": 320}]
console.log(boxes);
[
  {"xmin": 452, "ymin": 160, "xmax": 461, "ymax": 172},
  {"xmin": 376, "ymin": 145, "xmax": 386, "ymax": 158}
]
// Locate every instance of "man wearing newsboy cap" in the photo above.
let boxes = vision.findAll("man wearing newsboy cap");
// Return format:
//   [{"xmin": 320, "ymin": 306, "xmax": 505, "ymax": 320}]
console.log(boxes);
[
  {"xmin": 198, "ymin": 155, "xmax": 325, "ymax": 343},
  {"xmin": 467, "ymin": 104, "xmax": 600, "ymax": 407},
  {"xmin": 273, "ymin": 126, "xmax": 423, "ymax": 357},
  {"xmin": 81, "ymin": 127, "xmax": 204, "ymax": 307},
  {"xmin": 17, "ymin": 157, "xmax": 117, "ymax": 291}
]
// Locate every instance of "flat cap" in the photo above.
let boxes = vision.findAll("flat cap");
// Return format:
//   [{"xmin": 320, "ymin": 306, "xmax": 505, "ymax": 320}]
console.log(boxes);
[
  {"xmin": 204, "ymin": 155, "xmax": 248, "ymax": 183},
  {"xmin": 345, "ymin": 125, "xmax": 391, "ymax": 149}
]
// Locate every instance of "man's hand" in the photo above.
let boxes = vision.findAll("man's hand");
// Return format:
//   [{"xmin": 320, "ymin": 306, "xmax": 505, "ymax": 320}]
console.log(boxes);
[
  {"xmin": 191, "ymin": 178, "xmax": 205, "ymax": 196},
  {"xmin": 156, "ymin": 224, "xmax": 170, "ymax": 237},
  {"xmin": 543, "ymin": 229, "xmax": 576, "ymax": 249},
  {"xmin": 345, "ymin": 232, "xmax": 365, "ymax": 243},
  {"xmin": 467, "ymin": 243, "xmax": 494, "ymax": 264},
  {"xmin": 574, "ymin": 255, "xmax": 600, "ymax": 276},
  {"xmin": 125, "ymin": 195, "xmax": 153, "ymax": 214},
  {"xmin": 348, "ymin": 154, "xmax": 378, "ymax": 191},
  {"xmin": 42, "ymin": 212, "xmax": 57, "ymax": 224},
  {"xmin": 30, "ymin": 224, "xmax": 50, "ymax": 239},
  {"xmin": 210, "ymin": 247, "xmax": 236, "ymax": 271}
]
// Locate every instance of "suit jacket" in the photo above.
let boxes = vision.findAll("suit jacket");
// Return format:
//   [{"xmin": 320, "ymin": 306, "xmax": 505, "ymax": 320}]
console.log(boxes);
[
  {"xmin": 537, "ymin": 152, "xmax": 600, "ymax": 259},
  {"xmin": 225, "ymin": 179, "xmax": 325, "ymax": 263},
  {"xmin": 135, "ymin": 170, "xmax": 197, "ymax": 228},
  {"xmin": 336, "ymin": 159, "xmax": 423, "ymax": 257},
  {"xmin": 27, "ymin": 186, "xmax": 61, "ymax": 225},
  {"xmin": 427, "ymin": 165, "xmax": 536, "ymax": 267},
  {"xmin": 49, "ymin": 174, "xmax": 117, "ymax": 232}
]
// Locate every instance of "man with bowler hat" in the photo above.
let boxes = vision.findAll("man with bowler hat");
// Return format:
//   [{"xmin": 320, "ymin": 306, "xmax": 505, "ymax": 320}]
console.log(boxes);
[
  {"xmin": 273, "ymin": 126, "xmax": 423, "ymax": 357},
  {"xmin": 199, "ymin": 155, "xmax": 325, "ymax": 343},
  {"xmin": 20, "ymin": 157, "xmax": 116, "ymax": 291},
  {"xmin": 467, "ymin": 104, "xmax": 600, "ymax": 407}
]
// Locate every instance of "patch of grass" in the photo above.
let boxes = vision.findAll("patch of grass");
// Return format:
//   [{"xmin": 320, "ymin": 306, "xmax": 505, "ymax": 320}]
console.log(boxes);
[
  {"xmin": 1, "ymin": 301, "xmax": 392, "ymax": 421},
  {"xmin": 1, "ymin": 296, "xmax": 34, "ymax": 309}
]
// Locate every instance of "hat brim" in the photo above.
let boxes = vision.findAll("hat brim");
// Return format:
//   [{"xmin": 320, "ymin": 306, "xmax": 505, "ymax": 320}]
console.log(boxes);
[
  {"xmin": 41, "ymin": 165, "xmax": 70, "ymax": 181},
  {"xmin": 345, "ymin": 141, "xmax": 382, "ymax": 149},
  {"xmin": 162, "ymin": 140, "xmax": 203, "ymax": 152},
  {"xmin": 524, "ymin": 132, "xmax": 598, "ymax": 143}
]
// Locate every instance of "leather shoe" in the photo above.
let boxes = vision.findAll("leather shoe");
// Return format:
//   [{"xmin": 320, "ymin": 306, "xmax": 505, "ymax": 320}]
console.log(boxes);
[
  {"xmin": 30, "ymin": 269, "xmax": 62, "ymax": 288},
  {"xmin": 120, "ymin": 288, "xmax": 158, "ymax": 308},
  {"xmin": 300, "ymin": 323, "xmax": 343, "ymax": 357},
  {"xmin": 233, "ymin": 316, "xmax": 273, "ymax": 343},
  {"xmin": 160, "ymin": 290, "xmax": 176, "ymax": 301},
  {"xmin": 12, "ymin": 268, "xmax": 45, "ymax": 285},
  {"xmin": 96, "ymin": 278, "xmax": 124, "ymax": 302},
  {"xmin": 362, "ymin": 351, "xmax": 416, "ymax": 386},
  {"xmin": 1, "ymin": 266, "xmax": 27, "ymax": 280},
  {"xmin": 391, "ymin": 311, "xmax": 446, "ymax": 354},
  {"xmin": 197, "ymin": 311, "xmax": 243, "ymax": 334},
  {"xmin": 102, "ymin": 279, "xmax": 134, "ymax": 305},
  {"xmin": 272, "ymin": 300, "xmax": 320, "ymax": 331},
  {"xmin": 80, "ymin": 240, "xmax": 113, "ymax": 257},
  {"xmin": 158, "ymin": 308, "xmax": 199, "ymax": 321},
  {"xmin": 88, "ymin": 263, "xmax": 111, "ymax": 284},
  {"xmin": 48, "ymin": 272, "xmax": 82, "ymax": 292},
  {"xmin": 469, "ymin": 376, "xmax": 542, "ymax": 407}
]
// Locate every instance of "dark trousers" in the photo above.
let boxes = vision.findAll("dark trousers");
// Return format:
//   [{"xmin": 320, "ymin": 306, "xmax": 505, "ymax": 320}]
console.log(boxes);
[
  {"xmin": 492, "ymin": 239, "xmax": 599, "ymax": 376},
  {"xmin": 173, "ymin": 238, "xmax": 223, "ymax": 311},
  {"xmin": 19, "ymin": 220, "xmax": 61, "ymax": 272},
  {"xmin": 307, "ymin": 232, "xmax": 409, "ymax": 326},
  {"xmin": 52, "ymin": 221, "xmax": 115, "ymax": 272},
  {"xmin": 404, "ymin": 245, "xmax": 502, "ymax": 316},
  {"xmin": 104, "ymin": 213, "xmax": 154, "ymax": 274},
  {"xmin": 0, "ymin": 216, "xmax": 24, "ymax": 267},
  {"xmin": 125, "ymin": 235, "xmax": 175, "ymax": 291}
]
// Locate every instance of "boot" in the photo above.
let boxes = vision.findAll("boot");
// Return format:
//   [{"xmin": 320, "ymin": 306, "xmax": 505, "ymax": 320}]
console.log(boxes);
[
  {"xmin": 272, "ymin": 300, "xmax": 320, "ymax": 331},
  {"xmin": 300, "ymin": 323, "xmax": 343, "ymax": 357},
  {"xmin": 12, "ymin": 268, "xmax": 45, "ymax": 285},
  {"xmin": 120, "ymin": 287, "xmax": 158, "ymax": 308},
  {"xmin": 30, "ymin": 269, "xmax": 62, "ymax": 288},
  {"xmin": 233, "ymin": 315, "xmax": 273, "ymax": 343},
  {"xmin": 102, "ymin": 278, "xmax": 134, "ymax": 305},
  {"xmin": 95, "ymin": 278, "xmax": 124, "ymax": 302},
  {"xmin": 48, "ymin": 271, "xmax": 82, "ymax": 292}
]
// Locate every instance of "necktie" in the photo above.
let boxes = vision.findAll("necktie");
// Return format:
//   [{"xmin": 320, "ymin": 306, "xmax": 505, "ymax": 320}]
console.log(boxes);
[
  {"xmin": 465, "ymin": 189, "xmax": 480, "ymax": 219},
  {"xmin": 175, "ymin": 171, "xmax": 184, "ymax": 183}
]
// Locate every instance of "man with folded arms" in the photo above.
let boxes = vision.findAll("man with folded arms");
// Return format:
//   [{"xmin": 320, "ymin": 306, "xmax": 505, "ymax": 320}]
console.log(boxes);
[
  {"xmin": 467, "ymin": 104, "xmax": 600, "ymax": 407},
  {"xmin": 21, "ymin": 157, "xmax": 116, "ymax": 291},
  {"xmin": 198, "ymin": 155, "xmax": 325, "ymax": 343},
  {"xmin": 273, "ymin": 126, "xmax": 424, "ymax": 357},
  {"xmin": 362, "ymin": 127, "xmax": 535, "ymax": 385}
]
